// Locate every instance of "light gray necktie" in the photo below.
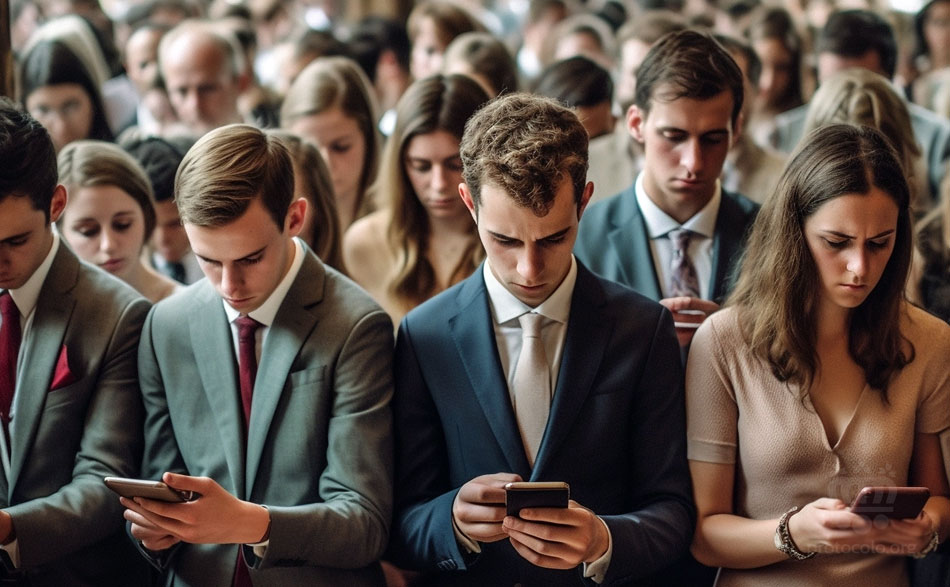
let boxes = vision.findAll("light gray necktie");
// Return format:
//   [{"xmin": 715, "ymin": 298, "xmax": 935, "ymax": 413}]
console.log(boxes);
[
  {"xmin": 669, "ymin": 228, "xmax": 701, "ymax": 298},
  {"xmin": 512, "ymin": 312, "xmax": 551, "ymax": 466}
]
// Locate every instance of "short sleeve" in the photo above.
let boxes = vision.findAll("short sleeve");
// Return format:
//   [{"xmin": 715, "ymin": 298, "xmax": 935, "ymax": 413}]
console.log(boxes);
[
  {"xmin": 915, "ymin": 318, "xmax": 950, "ymax": 435},
  {"xmin": 685, "ymin": 312, "xmax": 739, "ymax": 464}
]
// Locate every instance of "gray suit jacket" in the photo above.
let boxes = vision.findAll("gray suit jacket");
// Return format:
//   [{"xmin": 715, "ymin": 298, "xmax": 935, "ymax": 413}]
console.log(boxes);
[
  {"xmin": 575, "ymin": 186, "xmax": 759, "ymax": 304},
  {"xmin": 137, "ymin": 245, "xmax": 394, "ymax": 586},
  {"xmin": 4, "ymin": 243, "xmax": 151, "ymax": 586}
]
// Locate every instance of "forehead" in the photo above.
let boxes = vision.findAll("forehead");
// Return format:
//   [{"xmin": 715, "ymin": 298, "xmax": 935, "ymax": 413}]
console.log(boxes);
[
  {"xmin": 162, "ymin": 33, "xmax": 232, "ymax": 79},
  {"xmin": 405, "ymin": 130, "xmax": 459, "ymax": 158},
  {"xmin": 477, "ymin": 177, "xmax": 575, "ymax": 233},
  {"xmin": 65, "ymin": 185, "xmax": 138, "ymax": 215},
  {"xmin": 184, "ymin": 198, "xmax": 281, "ymax": 261},
  {"xmin": 643, "ymin": 87, "xmax": 734, "ymax": 130},
  {"xmin": 0, "ymin": 194, "xmax": 46, "ymax": 238},
  {"xmin": 26, "ymin": 83, "xmax": 89, "ymax": 105},
  {"xmin": 807, "ymin": 188, "xmax": 899, "ymax": 229}
]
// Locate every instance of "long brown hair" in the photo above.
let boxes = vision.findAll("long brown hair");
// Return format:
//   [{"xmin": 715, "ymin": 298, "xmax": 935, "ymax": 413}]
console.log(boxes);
[
  {"xmin": 377, "ymin": 74, "xmax": 488, "ymax": 309},
  {"xmin": 728, "ymin": 124, "xmax": 914, "ymax": 396}
]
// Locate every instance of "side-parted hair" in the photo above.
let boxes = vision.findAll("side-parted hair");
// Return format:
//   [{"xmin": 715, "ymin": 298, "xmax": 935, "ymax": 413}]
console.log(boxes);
[
  {"xmin": 57, "ymin": 140, "xmax": 157, "ymax": 240},
  {"xmin": 442, "ymin": 32, "xmax": 519, "ymax": 96},
  {"xmin": 175, "ymin": 124, "xmax": 293, "ymax": 228},
  {"xmin": 817, "ymin": 9, "xmax": 897, "ymax": 79},
  {"xmin": 634, "ymin": 29, "xmax": 744, "ymax": 125},
  {"xmin": 745, "ymin": 6, "xmax": 804, "ymax": 112},
  {"xmin": 407, "ymin": 0, "xmax": 483, "ymax": 47},
  {"xmin": 0, "ymin": 98, "xmax": 58, "ymax": 218},
  {"xmin": 280, "ymin": 56, "xmax": 380, "ymax": 220},
  {"xmin": 460, "ymin": 92, "xmax": 588, "ymax": 217},
  {"xmin": 268, "ymin": 130, "xmax": 345, "ymax": 273},
  {"xmin": 532, "ymin": 55, "xmax": 613, "ymax": 108},
  {"xmin": 728, "ymin": 124, "xmax": 914, "ymax": 397},
  {"xmin": 379, "ymin": 74, "xmax": 488, "ymax": 307}
]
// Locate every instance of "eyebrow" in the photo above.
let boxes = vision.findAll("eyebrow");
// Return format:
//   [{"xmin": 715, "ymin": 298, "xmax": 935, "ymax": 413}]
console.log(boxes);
[
  {"xmin": 195, "ymin": 245, "xmax": 266, "ymax": 264},
  {"xmin": 821, "ymin": 229, "xmax": 895, "ymax": 240},
  {"xmin": 486, "ymin": 227, "xmax": 571, "ymax": 242},
  {"xmin": 656, "ymin": 125, "xmax": 730, "ymax": 136}
]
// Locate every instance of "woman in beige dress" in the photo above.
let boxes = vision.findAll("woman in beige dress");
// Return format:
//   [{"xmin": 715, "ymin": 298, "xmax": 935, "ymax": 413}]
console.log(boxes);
[
  {"xmin": 687, "ymin": 124, "xmax": 949, "ymax": 586},
  {"xmin": 57, "ymin": 140, "xmax": 179, "ymax": 303}
]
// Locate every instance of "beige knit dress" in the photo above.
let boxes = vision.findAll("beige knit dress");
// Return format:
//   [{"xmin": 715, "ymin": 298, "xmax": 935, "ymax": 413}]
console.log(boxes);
[{"xmin": 686, "ymin": 304, "xmax": 950, "ymax": 587}]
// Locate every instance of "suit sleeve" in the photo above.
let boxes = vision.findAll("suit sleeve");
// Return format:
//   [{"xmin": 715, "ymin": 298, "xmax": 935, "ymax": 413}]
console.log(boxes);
[
  {"xmin": 600, "ymin": 307, "xmax": 696, "ymax": 585},
  {"xmin": 252, "ymin": 309, "xmax": 394, "ymax": 570},
  {"xmin": 7, "ymin": 297, "xmax": 150, "ymax": 568},
  {"xmin": 387, "ymin": 317, "xmax": 471, "ymax": 572}
]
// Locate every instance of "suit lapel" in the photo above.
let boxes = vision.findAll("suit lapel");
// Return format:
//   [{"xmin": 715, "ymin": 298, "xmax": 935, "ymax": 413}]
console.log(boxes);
[
  {"xmin": 709, "ymin": 192, "xmax": 744, "ymax": 303},
  {"xmin": 189, "ymin": 285, "xmax": 246, "ymax": 498},
  {"xmin": 606, "ymin": 192, "xmax": 662, "ymax": 301},
  {"xmin": 244, "ymin": 251, "xmax": 322, "ymax": 496},
  {"xmin": 532, "ymin": 264, "xmax": 609, "ymax": 476},
  {"xmin": 449, "ymin": 270, "xmax": 531, "ymax": 478},
  {"xmin": 8, "ymin": 246, "xmax": 77, "ymax": 496}
]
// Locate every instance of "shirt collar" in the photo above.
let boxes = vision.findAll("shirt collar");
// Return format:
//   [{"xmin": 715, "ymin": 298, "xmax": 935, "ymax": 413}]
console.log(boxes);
[
  {"xmin": 223, "ymin": 237, "xmax": 305, "ymax": 327},
  {"xmin": 483, "ymin": 256, "xmax": 577, "ymax": 326},
  {"xmin": 634, "ymin": 172, "xmax": 722, "ymax": 239},
  {"xmin": 3, "ymin": 232, "xmax": 60, "ymax": 321}
]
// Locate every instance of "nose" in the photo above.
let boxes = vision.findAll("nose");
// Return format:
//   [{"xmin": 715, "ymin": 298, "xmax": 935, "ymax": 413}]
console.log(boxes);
[
  {"xmin": 219, "ymin": 264, "xmax": 242, "ymax": 296},
  {"xmin": 430, "ymin": 164, "xmax": 447, "ymax": 192},
  {"xmin": 681, "ymin": 138, "xmax": 703, "ymax": 176},
  {"xmin": 846, "ymin": 248, "xmax": 868, "ymax": 280},
  {"xmin": 99, "ymin": 227, "xmax": 118, "ymax": 254},
  {"xmin": 517, "ymin": 244, "xmax": 543, "ymax": 283}
]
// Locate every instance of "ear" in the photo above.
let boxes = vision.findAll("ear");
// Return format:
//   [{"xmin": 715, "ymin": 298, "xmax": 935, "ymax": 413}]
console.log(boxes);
[
  {"xmin": 627, "ymin": 104, "xmax": 646, "ymax": 143},
  {"xmin": 577, "ymin": 181, "xmax": 595, "ymax": 220},
  {"xmin": 284, "ymin": 197, "xmax": 307, "ymax": 237},
  {"xmin": 459, "ymin": 183, "xmax": 478, "ymax": 223},
  {"xmin": 49, "ymin": 185, "xmax": 68, "ymax": 223}
]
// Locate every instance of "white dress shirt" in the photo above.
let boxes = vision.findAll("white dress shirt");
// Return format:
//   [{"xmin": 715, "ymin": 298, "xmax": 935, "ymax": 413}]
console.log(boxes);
[
  {"xmin": 634, "ymin": 173, "xmax": 721, "ymax": 299},
  {"xmin": 0, "ymin": 232, "xmax": 61, "ymax": 566}
]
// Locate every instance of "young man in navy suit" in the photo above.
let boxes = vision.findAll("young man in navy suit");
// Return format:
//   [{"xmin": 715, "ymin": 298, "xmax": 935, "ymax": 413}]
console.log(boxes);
[{"xmin": 389, "ymin": 93, "xmax": 693, "ymax": 586}]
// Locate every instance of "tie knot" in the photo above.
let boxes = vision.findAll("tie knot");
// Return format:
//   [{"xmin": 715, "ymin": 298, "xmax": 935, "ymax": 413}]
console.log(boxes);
[
  {"xmin": 518, "ymin": 312, "xmax": 544, "ymax": 339},
  {"xmin": 235, "ymin": 316, "xmax": 261, "ymax": 343},
  {"xmin": 669, "ymin": 228, "xmax": 692, "ymax": 253},
  {"xmin": 0, "ymin": 293, "xmax": 18, "ymax": 322}
]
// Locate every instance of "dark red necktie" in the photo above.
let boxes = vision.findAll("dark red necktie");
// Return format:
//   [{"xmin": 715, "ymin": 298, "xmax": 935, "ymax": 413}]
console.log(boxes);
[
  {"xmin": 0, "ymin": 292, "xmax": 22, "ymax": 427},
  {"xmin": 233, "ymin": 315, "xmax": 260, "ymax": 587}
]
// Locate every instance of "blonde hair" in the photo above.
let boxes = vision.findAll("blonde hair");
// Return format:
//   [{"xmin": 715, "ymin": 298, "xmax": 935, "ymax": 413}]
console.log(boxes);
[
  {"xmin": 280, "ymin": 56, "xmax": 380, "ymax": 220},
  {"xmin": 175, "ymin": 124, "xmax": 293, "ymax": 228},
  {"xmin": 57, "ymin": 140, "xmax": 156, "ymax": 240}
]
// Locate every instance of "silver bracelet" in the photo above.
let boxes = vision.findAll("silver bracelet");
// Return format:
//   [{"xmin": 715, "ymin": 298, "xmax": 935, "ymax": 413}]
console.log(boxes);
[
  {"xmin": 774, "ymin": 506, "xmax": 816, "ymax": 560},
  {"xmin": 912, "ymin": 531, "xmax": 940, "ymax": 559}
]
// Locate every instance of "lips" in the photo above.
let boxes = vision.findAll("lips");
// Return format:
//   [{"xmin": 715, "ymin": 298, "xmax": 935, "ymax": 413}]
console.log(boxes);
[{"xmin": 99, "ymin": 258, "xmax": 124, "ymax": 273}]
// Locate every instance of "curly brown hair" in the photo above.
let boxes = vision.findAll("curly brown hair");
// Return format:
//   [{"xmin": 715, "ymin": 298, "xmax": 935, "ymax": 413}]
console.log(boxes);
[{"xmin": 459, "ymin": 92, "xmax": 588, "ymax": 217}]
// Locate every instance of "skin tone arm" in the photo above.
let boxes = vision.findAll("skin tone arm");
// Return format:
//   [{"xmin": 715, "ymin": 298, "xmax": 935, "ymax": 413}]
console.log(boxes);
[
  {"xmin": 659, "ymin": 297, "xmax": 720, "ymax": 347},
  {"xmin": 453, "ymin": 473, "xmax": 610, "ymax": 569},
  {"xmin": 121, "ymin": 472, "xmax": 270, "ymax": 551},
  {"xmin": 690, "ymin": 432, "xmax": 950, "ymax": 569}
]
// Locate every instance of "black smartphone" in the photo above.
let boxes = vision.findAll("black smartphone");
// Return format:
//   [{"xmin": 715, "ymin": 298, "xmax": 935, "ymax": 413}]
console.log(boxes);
[
  {"xmin": 849, "ymin": 486, "xmax": 930, "ymax": 519},
  {"xmin": 104, "ymin": 477, "xmax": 197, "ymax": 503},
  {"xmin": 504, "ymin": 481, "xmax": 570, "ymax": 516}
]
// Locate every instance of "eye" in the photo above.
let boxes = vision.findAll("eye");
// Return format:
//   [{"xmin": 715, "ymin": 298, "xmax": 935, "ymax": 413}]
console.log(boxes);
[
  {"xmin": 112, "ymin": 220, "xmax": 133, "ymax": 232},
  {"xmin": 6, "ymin": 236, "xmax": 28, "ymax": 246},
  {"xmin": 240, "ymin": 255, "xmax": 263, "ymax": 266},
  {"xmin": 331, "ymin": 142, "xmax": 352, "ymax": 154},
  {"xmin": 446, "ymin": 159, "xmax": 463, "ymax": 173},
  {"xmin": 408, "ymin": 160, "xmax": 432, "ymax": 173},
  {"xmin": 493, "ymin": 236, "xmax": 517, "ymax": 247},
  {"xmin": 542, "ymin": 236, "xmax": 566, "ymax": 247},
  {"xmin": 73, "ymin": 224, "xmax": 100, "ymax": 238},
  {"xmin": 822, "ymin": 238, "xmax": 848, "ymax": 249},
  {"xmin": 867, "ymin": 238, "xmax": 890, "ymax": 250},
  {"xmin": 660, "ymin": 131, "xmax": 685, "ymax": 143}
]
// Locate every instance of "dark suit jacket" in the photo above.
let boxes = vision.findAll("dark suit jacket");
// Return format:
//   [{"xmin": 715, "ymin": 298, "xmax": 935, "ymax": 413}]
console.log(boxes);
[
  {"xmin": 137, "ymin": 245, "xmax": 394, "ymax": 586},
  {"xmin": 4, "ymin": 243, "xmax": 151, "ymax": 586},
  {"xmin": 574, "ymin": 186, "xmax": 759, "ymax": 304},
  {"xmin": 389, "ymin": 262, "xmax": 694, "ymax": 586}
]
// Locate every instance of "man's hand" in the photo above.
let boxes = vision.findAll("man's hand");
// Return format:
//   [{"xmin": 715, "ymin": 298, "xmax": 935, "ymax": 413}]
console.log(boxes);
[
  {"xmin": 0, "ymin": 511, "xmax": 13, "ymax": 545},
  {"xmin": 453, "ymin": 473, "xmax": 522, "ymax": 543},
  {"xmin": 658, "ymin": 296, "xmax": 719, "ymax": 347},
  {"xmin": 121, "ymin": 472, "xmax": 269, "ymax": 549},
  {"xmin": 503, "ymin": 500, "xmax": 609, "ymax": 569}
]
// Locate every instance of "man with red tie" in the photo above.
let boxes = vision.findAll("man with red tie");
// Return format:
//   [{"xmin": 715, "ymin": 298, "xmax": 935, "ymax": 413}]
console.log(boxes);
[
  {"xmin": 0, "ymin": 99, "xmax": 152, "ymax": 585},
  {"xmin": 121, "ymin": 124, "xmax": 394, "ymax": 586}
]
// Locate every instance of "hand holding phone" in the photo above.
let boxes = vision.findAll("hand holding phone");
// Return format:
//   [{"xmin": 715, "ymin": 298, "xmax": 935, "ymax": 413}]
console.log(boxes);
[
  {"xmin": 504, "ymin": 481, "xmax": 569, "ymax": 516},
  {"xmin": 849, "ymin": 486, "xmax": 930, "ymax": 519},
  {"xmin": 104, "ymin": 477, "xmax": 198, "ymax": 503}
]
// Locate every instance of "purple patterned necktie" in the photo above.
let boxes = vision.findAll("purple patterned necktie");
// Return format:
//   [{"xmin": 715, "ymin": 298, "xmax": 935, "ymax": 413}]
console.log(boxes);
[{"xmin": 669, "ymin": 229, "xmax": 701, "ymax": 298}]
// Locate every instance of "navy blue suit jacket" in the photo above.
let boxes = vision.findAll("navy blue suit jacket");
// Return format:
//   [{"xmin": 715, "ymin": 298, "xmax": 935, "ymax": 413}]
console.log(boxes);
[
  {"xmin": 574, "ymin": 186, "xmax": 759, "ymax": 304},
  {"xmin": 389, "ymin": 262, "xmax": 694, "ymax": 586}
]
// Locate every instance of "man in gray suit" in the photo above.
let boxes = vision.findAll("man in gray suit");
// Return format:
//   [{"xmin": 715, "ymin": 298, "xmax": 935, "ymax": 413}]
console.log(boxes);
[
  {"xmin": 575, "ymin": 30, "xmax": 759, "ymax": 349},
  {"xmin": 0, "ymin": 99, "xmax": 152, "ymax": 585},
  {"xmin": 121, "ymin": 124, "xmax": 394, "ymax": 586}
]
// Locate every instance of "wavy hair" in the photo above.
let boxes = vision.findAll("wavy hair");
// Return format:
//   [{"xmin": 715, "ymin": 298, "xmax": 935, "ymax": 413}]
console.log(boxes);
[{"xmin": 727, "ymin": 124, "xmax": 914, "ymax": 398}]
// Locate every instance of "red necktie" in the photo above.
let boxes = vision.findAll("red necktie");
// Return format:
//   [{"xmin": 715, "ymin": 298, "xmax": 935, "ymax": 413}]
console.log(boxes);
[
  {"xmin": 0, "ymin": 292, "xmax": 22, "ymax": 427},
  {"xmin": 233, "ymin": 316, "xmax": 260, "ymax": 587}
]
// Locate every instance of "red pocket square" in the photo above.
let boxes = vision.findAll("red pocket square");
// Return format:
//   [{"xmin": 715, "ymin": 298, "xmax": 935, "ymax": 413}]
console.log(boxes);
[{"xmin": 50, "ymin": 345, "xmax": 77, "ymax": 391}]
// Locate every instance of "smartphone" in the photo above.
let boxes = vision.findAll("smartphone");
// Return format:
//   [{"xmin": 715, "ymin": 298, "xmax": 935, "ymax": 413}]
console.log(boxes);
[
  {"xmin": 504, "ymin": 481, "xmax": 570, "ymax": 516},
  {"xmin": 849, "ymin": 486, "xmax": 930, "ymax": 519},
  {"xmin": 104, "ymin": 477, "xmax": 197, "ymax": 503}
]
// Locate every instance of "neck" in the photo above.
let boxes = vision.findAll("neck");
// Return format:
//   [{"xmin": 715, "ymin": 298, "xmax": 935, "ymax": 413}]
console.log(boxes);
[
  {"xmin": 814, "ymin": 295, "xmax": 851, "ymax": 344},
  {"xmin": 428, "ymin": 211, "xmax": 474, "ymax": 238},
  {"xmin": 337, "ymin": 188, "xmax": 359, "ymax": 229}
]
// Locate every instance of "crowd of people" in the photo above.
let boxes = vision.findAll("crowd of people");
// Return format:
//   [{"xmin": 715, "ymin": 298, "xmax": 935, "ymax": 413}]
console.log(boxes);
[{"xmin": 1, "ymin": 0, "xmax": 949, "ymax": 585}]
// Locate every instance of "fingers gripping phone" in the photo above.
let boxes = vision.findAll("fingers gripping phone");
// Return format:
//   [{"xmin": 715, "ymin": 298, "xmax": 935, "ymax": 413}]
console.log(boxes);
[
  {"xmin": 849, "ymin": 486, "xmax": 930, "ymax": 519},
  {"xmin": 505, "ymin": 481, "xmax": 570, "ymax": 516},
  {"xmin": 104, "ymin": 477, "xmax": 197, "ymax": 503}
]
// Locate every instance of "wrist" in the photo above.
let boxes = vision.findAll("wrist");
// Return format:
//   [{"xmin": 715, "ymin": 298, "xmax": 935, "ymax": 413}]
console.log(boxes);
[
  {"xmin": 242, "ymin": 502, "xmax": 270, "ymax": 544},
  {"xmin": 584, "ymin": 516, "xmax": 610, "ymax": 564},
  {"xmin": 774, "ymin": 506, "xmax": 815, "ymax": 560}
]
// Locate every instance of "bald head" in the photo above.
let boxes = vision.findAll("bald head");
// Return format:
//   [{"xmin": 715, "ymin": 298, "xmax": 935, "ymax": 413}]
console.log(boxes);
[{"xmin": 159, "ymin": 21, "xmax": 244, "ymax": 135}]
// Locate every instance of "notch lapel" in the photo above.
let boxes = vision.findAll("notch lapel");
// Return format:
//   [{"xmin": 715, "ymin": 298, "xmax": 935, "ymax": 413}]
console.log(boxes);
[
  {"xmin": 708, "ymin": 192, "xmax": 745, "ymax": 303},
  {"xmin": 8, "ymin": 246, "xmax": 77, "ymax": 496},
  {"xmin": 189, "ymin": 286, "xmax": 246, "ymax": 498},
  {"xmin": 606, "ymin": 194, "xmax": 662, "ymax": 301},
  {"xmin": 448, "ymin": 272, "xmax": 531, "ymax": 479},
  {"xmin": 531, "ymin": 265, "xmax": 609, "ymax": 475},
  {"xmin": 244, "ymin": 252, "xmax": 323, "ymax": 496}
]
